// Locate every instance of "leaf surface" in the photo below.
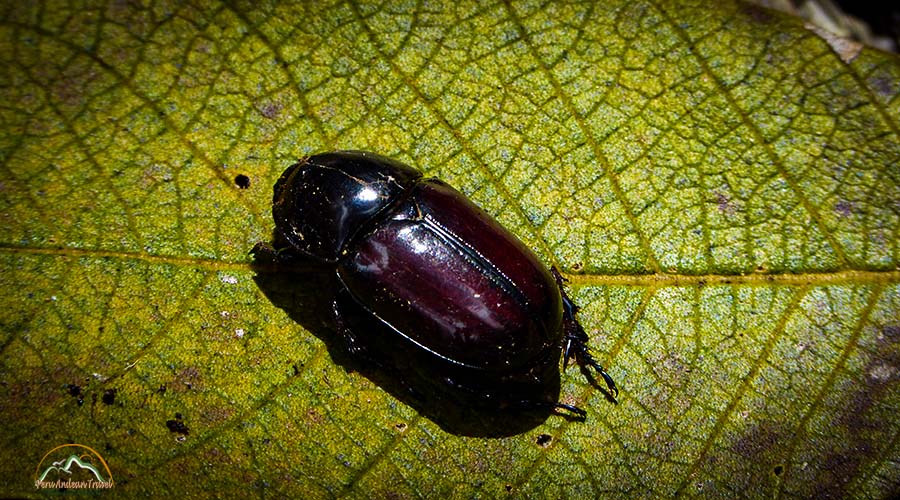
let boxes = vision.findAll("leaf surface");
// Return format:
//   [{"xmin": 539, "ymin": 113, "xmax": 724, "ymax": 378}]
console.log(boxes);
[{"xmin": 1, "ymin": 0, "xmax": 899, "ymax": 498}]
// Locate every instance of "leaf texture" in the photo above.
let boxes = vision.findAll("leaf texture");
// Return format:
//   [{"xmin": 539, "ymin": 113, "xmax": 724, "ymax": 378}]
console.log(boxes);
[{"xmin": 1, "ymin": 0, "xmax": 899, "ymax": 498}]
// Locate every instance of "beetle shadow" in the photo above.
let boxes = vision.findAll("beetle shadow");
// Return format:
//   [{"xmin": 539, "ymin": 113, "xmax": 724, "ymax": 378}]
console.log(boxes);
[{"xmin": 250, "ymin": 243, "xmax": 577, "ymax": 437}]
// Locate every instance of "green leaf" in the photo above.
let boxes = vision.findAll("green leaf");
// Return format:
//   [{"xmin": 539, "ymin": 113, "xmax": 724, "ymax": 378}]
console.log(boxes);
[{"xmin": 2, "ymin": 0, "xmax": 899, "ymax": 498}]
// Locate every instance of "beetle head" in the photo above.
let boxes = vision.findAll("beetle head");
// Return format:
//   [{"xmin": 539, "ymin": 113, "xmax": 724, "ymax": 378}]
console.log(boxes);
[{"xmin": 273, "ymin": 150, "xmax": 422, "ymax": 262}]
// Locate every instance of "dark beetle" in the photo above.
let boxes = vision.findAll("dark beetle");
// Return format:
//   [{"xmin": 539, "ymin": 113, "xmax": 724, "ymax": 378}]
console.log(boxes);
[{"xmin": 257, "ymin": 151, "xmax": 617, "ymax": 416}]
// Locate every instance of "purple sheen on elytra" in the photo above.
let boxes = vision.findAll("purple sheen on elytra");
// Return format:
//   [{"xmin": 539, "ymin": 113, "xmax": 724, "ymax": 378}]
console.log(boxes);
[{"xmin": 338, "ymin": 180, "xmax": 562, "ymax": 370}]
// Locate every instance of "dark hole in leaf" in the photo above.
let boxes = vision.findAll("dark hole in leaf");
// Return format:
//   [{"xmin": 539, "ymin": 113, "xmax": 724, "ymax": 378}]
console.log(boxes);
[
  {"xmin": 395, "ymin": 422, "xmax": 407, "ymax": 431},
  {"xmin": 166, "ymin": 414, "xmax": 189, "ymax": 435},
  {"xmin": 774, "ymin": 465, "xmax": 784, "ymax": 475},
  {"xmin": 235, "ymin": 174, "xmax": 251, "ymax": 189},
  {"xmin": 66, "ymin": 384, "xmax": 84, "ymax": 406},
  {"xmin": 536, "ymin": 433, "xmax": 552, "ymax": 446},
  {"xmin": 102, "ymin": 388, "xmax": 117, "ymax": 405},
  {"xmin": 505, "ymin": 484, "xmax": 513, "ymax": 492}
]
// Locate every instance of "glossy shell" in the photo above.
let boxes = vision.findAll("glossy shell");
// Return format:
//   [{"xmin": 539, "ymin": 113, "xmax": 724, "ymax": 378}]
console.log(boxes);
[
  {"xmin": 269, "ymin": 151, "xmax": 618, "ymax": 414},
  {"xmin": 338, "ymin": 179, "xmax": 563, "ymax": 370},
  {"xmin": 273, "ymin": 151, "xmax": 562, "ymax": 372},
  {"xmin": 273, "ymin": 151, "xmax": 421, "ymax": 263}
]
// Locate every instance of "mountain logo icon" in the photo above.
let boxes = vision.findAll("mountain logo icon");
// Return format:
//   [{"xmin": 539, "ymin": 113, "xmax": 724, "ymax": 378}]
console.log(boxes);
[{"xmin": 33, "ymin": 443, "xmax": 115, "ymax": 490}]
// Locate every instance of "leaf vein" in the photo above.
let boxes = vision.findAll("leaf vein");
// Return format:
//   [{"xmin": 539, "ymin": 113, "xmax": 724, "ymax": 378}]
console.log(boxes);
[
  {"xmin": 501, "ymin": 0, "xmax": 662, "ymax": 273},
  {"xmin": 651, "ymin": 1, "xmax": 852, "ymax": 268}
]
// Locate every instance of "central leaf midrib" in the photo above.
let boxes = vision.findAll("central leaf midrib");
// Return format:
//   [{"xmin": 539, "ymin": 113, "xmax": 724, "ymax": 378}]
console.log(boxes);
[{"xmin": 3, "ymin": 246, "xmax": 899, "ymax": 286}]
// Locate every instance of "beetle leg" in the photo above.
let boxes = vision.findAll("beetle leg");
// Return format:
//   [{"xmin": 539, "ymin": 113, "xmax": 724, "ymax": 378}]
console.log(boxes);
[
  {"xmin": 576, "ymin": 346, "xmax": 619, "ymax": 399},
  {"xmin": 553, "ymin": 402, "xmax": 587, "ymax": 419},
  {"xmin": 551, "ymin": 267, "xmax": 579, "ymax": 314},
  {"xmin": 569, "ymin": 338, "xmax": 619, "ymax": 399},
  {"xmin": 250, "ymin": 241, "xmax": 307, "ymax": 266},
  {"xmin": 513, "ymin": 400, "xmax": 587, "ymax": 420},
  {"xmin": 332, "ymin": 294, "xmax": 365, "ymax": 356},
  {"xmin": 553, "ymin": 266, "xmax": 619, "ymax": 399},
  {"xmin": 562, "ymin": 336, "xmax": 574, "ymax": 371},
  {"xmin": 249, "ymin": 241, "xmax": 279, "ymax": 263}
]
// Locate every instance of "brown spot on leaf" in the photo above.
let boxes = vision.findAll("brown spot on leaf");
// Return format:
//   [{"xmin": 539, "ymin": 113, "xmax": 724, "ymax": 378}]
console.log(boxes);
[
  {"xmin": 174, "ymin": 367, "xmax": 203, "ymax": 392},
  {"xmin": 882, "ymin": 324, "xmax": 900, "ymax": 341},
  {"xmin": 102, "ymin": 388, "xmax": 117, "ymax": 405},
  {"xmin": 306, "ymin": 408, "xmax": 325, "ymax": 425},
  {"xmin": 715, "ymin": 192, "xmax": 736, "ymax": 215},
  {"xmin": 201, "ymin": 405, "xmax": 233, "ymax": 425},
  {"xmin": 260, "ymin": 102, "xmax": 282, "ymax": 119},
  {"xmin": 869, "ymin": 76, "xmax": 896, "ymax": 97},
  {"xmin": 195, "ymin": 41, "xmax": 211, "ymax": 55},
  {"xmin": 834, "ymin": 200, "xmax": 853, "ymax": 217},
  {"xmin": 724, "ymin": 422, "xmax": 786, "ymax": 495},
  {"xmin": 813, "ymin": 448, "xmax": 872, "ymax": 499},
  {"xmin": 811, "ymin": 336, "xmax": 900, "ymax": 498},
  {"xmin": 732, "ymin": 423, "xmax": 785, "ymax": 459},
  {"xmin": 53, "ymin": 72, "xmax": 91, "ymax": 108}
]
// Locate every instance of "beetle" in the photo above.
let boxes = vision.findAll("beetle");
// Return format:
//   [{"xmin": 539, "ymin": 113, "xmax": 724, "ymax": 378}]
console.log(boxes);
[{"xmin": 255, "ymin": 150, "xmax": 617, "ymax": 417}]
